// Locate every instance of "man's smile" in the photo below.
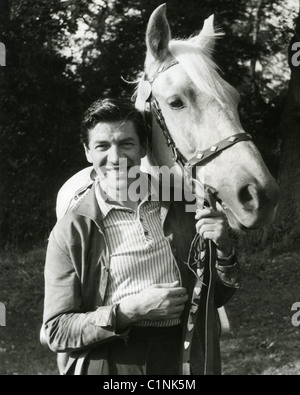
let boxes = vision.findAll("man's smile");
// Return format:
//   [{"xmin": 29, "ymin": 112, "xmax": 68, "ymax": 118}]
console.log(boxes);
[{"xmin": 105, "ymin": 165, "xmax": 133, "ymax": 175}]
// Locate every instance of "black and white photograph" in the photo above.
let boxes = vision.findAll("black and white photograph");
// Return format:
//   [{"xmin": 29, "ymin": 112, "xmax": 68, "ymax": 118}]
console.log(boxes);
[{"xmin": 0, "ymin": 0, "xmax": 299, "ymax": 377}]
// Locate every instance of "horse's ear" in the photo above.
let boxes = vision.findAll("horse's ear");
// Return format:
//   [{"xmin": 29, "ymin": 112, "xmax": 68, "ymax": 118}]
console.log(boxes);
[
  {"xmin": 146, "ymin": 4, "xmax": 171, "ymax": 62},
  {"xmin": 191, "ymin": 15, "xmax": 219, "ymax": 54}
]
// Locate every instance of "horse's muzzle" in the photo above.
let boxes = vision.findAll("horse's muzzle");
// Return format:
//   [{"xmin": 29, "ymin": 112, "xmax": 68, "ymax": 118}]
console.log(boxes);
[{"xmin": 223, "ymin": 177, "xmax": 280, "ymax": 229}]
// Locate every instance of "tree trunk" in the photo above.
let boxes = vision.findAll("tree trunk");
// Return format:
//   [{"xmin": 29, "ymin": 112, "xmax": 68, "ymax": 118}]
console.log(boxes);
[
  {"xmin": 276, "ymin": 12, "xmax": 300, "ymax": 237},
  {"xmin": 250, "ymin": 0, "xmax": 265, "ymax": 99}
]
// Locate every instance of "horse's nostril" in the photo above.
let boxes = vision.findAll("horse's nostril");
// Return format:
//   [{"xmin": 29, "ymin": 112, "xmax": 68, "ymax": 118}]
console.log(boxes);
[{"xmin": 238, "ymin": 184, "xmax": 259, "ymax": 211}]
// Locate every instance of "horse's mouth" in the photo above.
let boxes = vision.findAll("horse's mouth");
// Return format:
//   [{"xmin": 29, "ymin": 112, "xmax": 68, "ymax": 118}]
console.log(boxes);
[
  {"xmin": 217, "ymin": 195, "xmax": 276, "ymax": 231},
  {"xmin": 222, "ymin": 206, "xmax": 248, "ymax": 231},
  {"xmin": 204, "ymin": 190, "xmax": 243, "ymax": 230},
  {"xmin": 206, "ymin": 190, "xmax": 254, "ymax": 231},
  {"xmin": 210, "ymin": 196, "xmax": 245, "ymax": 231},
  {"xmin": 207, "ymin": 180, "xmax": 278, "ymax": 230}
]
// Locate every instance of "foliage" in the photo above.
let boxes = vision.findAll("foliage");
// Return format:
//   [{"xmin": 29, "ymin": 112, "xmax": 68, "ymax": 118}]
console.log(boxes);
[
  {"xmin": 274, "ymin": 11, "xmax": 300, "ymax": 237},
  {"xmin": 0, "ymin": 0, "xmax": 298, "ymax": 247},
  {"xmin": 0, "ymin": 0, "xmax": 86, "ymax": 247}
]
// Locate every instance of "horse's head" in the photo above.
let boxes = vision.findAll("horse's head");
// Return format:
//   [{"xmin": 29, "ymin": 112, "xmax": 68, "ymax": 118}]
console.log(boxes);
[{"xmin": 135, "ymin": 4, "xmax": 279, "ymax": 231}]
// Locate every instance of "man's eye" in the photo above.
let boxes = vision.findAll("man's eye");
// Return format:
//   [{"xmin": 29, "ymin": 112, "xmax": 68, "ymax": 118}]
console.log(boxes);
[
  {"xmin": 96, "ymin": 145, "xmax": 109, "ymax": 150},
  {"xmin": 121, "ymin": 142, "xmax": 134, "ymax": 147},
  {"xmin": 169, "ymin": 99, "xmax": 185, "ymax": 109}
]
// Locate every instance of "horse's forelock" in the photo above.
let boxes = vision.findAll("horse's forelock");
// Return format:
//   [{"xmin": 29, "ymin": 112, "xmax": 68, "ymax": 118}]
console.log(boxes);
[
  {"xmin": 134, "ymin": 33, "xmax": 240, "ymax": 113},
  {"xmin": 168, "ymin": 37, "xmax": 240, "ymax": 108}
]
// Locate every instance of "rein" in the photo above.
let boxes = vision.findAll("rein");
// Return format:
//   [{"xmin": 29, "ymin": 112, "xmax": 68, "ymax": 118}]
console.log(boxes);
[{"xmin": 141, "ymin": 60, "xmax": 251, "ymax": 375}]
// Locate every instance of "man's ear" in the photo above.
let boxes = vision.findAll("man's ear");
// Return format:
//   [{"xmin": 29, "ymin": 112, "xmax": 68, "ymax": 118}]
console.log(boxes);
[{"xmin": 84, "ymin": 145, "xmax": 93, "ymax": 164}]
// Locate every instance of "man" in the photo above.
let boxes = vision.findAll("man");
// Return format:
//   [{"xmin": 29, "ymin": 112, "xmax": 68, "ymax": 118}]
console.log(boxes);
[{"xmin": 43, "ymin": 98, "xmax": 240, "ymax": 375}]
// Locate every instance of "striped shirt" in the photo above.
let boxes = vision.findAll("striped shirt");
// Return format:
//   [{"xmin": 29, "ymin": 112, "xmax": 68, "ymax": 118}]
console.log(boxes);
[{"xmin": 95, "ymin": 177, "xmax": 181, "ymax": 327}]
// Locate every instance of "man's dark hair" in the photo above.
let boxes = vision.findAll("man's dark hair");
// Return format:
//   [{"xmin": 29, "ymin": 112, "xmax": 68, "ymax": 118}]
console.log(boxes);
[{"xmin": 81, "ymin": 98, "xmax": 148, "ymax": 147}]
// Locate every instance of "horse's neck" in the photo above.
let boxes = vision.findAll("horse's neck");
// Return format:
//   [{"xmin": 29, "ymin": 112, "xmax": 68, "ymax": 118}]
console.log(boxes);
[
  {"xmin": 141, "ymin": 117, "xmax": 185, "ymax": 190},
  {"xmin": 142, "ymin": 115, "xmax": 177, "ymax": 168},
  {"xmin": 141, "ymin": 155, "xmax": 155, "ymax": 174},
  {"xmin": 150, "ymin": 117, "xmax": 175, "ymax": 167}
]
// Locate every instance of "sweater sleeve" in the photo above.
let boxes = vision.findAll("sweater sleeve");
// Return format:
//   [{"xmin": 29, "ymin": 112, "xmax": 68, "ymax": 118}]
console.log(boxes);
[{"xmin": 43, "ymin": 231, "xmax": 129, "ymax": 353}]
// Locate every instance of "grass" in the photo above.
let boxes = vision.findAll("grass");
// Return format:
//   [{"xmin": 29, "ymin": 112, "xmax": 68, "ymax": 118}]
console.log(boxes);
[
  {"xmin": 221, "ymin": 237, "xmax": 300, "ymax": 375},
  {"xmin": 0, "ymin": 245, "xmax": 58, "ymax": 375},
  {"xmin": 0, "ymin": 237, "xmax": 299, "ymax": 375}
]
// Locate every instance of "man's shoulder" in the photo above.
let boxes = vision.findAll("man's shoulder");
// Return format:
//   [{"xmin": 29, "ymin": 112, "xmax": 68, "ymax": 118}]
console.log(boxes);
[
  {"xmin": 51, "ymin": 206, "xmax": 96, "ymax": 247},
  {"xmin": 56, "ymin": 166, "xmax": 95, "ymax": 221}
]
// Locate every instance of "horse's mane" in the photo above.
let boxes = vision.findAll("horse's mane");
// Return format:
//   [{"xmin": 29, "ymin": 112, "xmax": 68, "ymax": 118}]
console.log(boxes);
[
  {"xmin": 135, "ymin": 33, "xmax": 240, "ymax": 111},
  {"xmin": 169, "ymin": 37, "xmax": 240, "ymax": 108}
]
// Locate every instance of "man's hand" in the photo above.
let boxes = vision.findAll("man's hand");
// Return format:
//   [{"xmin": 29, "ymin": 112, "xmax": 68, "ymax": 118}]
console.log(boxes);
[
  {"xmin": 195, "ymin": 207, "xmax": 233, "ymax": 258},
  {"xmin": 116, "ymin": 281, "xmax": 188, "ymax": 330}
]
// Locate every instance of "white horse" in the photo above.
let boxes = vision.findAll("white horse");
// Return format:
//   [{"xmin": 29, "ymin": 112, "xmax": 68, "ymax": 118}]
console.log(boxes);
[
  {"xmin": 57, "ymin": 5, "xmax": 278, "ymax": 229},
  {"xmin": 51, "ymin": 4, "xmax": 279, "ymax": 375}
]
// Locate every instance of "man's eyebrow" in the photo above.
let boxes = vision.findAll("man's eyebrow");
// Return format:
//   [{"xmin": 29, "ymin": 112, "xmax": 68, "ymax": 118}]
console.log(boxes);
[
  {"xmin": 92, "ymin": 137, "xmax": 136, "ymax": 145},
  {"xmin": 119, "ymin": 137, "xmax": 136, "ymax": 142},
  {"xmin": 92, "ymin": 140, "xmax": 109, "ymax": 145}
]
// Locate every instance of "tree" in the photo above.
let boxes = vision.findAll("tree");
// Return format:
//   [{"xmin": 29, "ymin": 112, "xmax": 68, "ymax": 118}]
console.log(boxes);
[
  {"xmin": 276, "ymin": 4, "xmax": 300, "ymax": 240},
  {"xmin": 0, "ymin": 0, "xmax": 85, "ymax": 247},
  {"xmin": 0, "ymin": 0, "xmax": 296, "ymax": 248}
]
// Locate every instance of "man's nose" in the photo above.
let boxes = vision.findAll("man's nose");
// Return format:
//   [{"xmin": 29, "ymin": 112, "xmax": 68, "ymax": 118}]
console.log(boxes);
[{"xmin": 107, "ymin": 145, "xmax": 122, "ymax": 164}]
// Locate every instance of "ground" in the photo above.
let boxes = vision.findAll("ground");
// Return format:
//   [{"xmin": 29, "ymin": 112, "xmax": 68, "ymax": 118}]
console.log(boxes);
[
  {"xmin": 221, "ymin": 244, "xmax": 300, "ymax": 375},
  {"xmin": 0, "ymin": 236, "xmax": 299, "ymax": 376}
]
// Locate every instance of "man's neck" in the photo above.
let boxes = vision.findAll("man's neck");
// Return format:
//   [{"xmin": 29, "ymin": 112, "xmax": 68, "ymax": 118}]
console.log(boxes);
[
  {"xmin": 101, "ymin": 186, "xmax": 141, "ymax": 211},
  {"xmin": 98, "ymin": 172, "xmax": 151, "ymax": 212},
  {"xmin": 103, "ymin": 189, "xmax": 141, "ymax": 212},
  {"xmin": 120, "ymin": 199, "xmax": 140, "ymax": 212}
]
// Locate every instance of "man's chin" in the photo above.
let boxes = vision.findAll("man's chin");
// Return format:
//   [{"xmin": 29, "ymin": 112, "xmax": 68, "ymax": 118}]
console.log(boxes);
[
  {"xmin": 106, "ymin": 172, "xmax": 129, "ymax": 184},
  {"xmin": 104, "ymin": 175, "xmax": 129, "ymax": 196}
]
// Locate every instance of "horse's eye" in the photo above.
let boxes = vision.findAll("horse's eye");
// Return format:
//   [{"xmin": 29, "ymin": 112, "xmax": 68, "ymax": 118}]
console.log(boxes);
[{"xmin": 169, "ymin": 99, "xmax": 185, "ymax": 109}]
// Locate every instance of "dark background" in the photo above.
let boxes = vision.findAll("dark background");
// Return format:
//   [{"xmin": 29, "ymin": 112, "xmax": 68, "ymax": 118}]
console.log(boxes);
[
  {"xmin": 0, "ymin": 0, "xmax": 300, "ymax": 376},
  {"xmin": 0, "ymin": 0, "xmax": 299, "ymax": 248}
]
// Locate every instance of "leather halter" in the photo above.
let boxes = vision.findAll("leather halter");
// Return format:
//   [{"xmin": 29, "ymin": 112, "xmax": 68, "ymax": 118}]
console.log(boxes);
[{"xmin": 143, "ymin": 60, "xmax": 252, "ymax": 176}]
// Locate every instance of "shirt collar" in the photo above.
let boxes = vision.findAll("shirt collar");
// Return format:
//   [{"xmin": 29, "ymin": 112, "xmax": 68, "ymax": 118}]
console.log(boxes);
[{"xmin": 95, "ymin": 172, "xmax": 160, "ymax": 219}]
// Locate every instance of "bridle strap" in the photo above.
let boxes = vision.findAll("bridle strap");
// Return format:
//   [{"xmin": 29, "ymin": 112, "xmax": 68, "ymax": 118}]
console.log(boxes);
[
  {"xmin": 187, "ymin": 133, "xmax": 252, "ymax": 168},
  {"xmin": 147, "ymin": 59, "xmax": 180, "ymax": 84},
  {"xmin": 151, "ymin": 96, "xmax": 188, "ymax": 168}
]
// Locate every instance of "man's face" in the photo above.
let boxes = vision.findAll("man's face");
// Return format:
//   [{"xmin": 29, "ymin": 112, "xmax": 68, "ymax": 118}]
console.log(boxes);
[{"xmin": 84, "ymin": 120, "xmax": 147, "ymax": 194}]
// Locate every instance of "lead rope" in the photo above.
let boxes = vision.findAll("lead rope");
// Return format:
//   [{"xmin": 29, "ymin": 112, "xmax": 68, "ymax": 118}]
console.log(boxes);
[
  {"xmin": 181, "ymin": 188, "xmax": 218, "ymax": 375},
  {"xmin": 203, "ymin": 189, "xmax": 218, "ymax": 375}
]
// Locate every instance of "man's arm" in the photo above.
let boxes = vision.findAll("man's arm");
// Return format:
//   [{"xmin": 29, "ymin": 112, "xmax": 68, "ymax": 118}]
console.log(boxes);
[
  {"xmin": 195, "ymin": 207, "xmax": 241, "ymax": 307},
  {"xmin": 43, "ymin": 231, "xmax": 128, "ymax": 353},
  {"xmin": 44, "ymin": 230, "xmax": 189, "ymax": 350},
  {"xmin": 115, "ymin": 282, "xmax": 188, "ymax": 331}
]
